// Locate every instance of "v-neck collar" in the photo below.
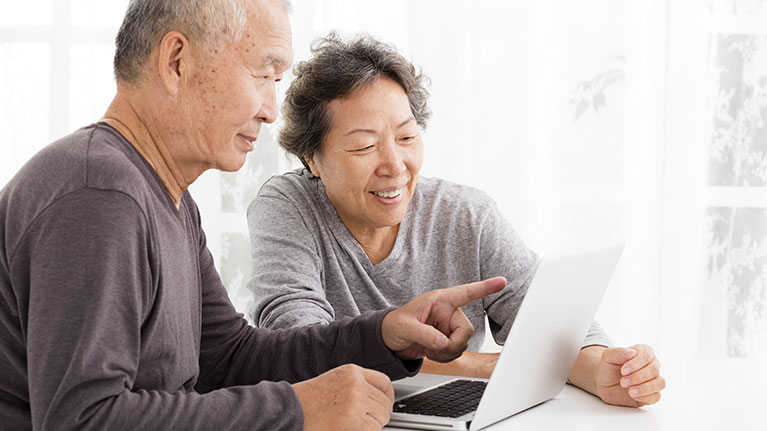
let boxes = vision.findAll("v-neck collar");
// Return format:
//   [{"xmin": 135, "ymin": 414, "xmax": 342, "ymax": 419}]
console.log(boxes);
[
  {"xmin": 310, "ymin": 171, "xmax": 416, "ymax": 275},
  {"xmin": 95, "ymin": 122, "xmax": 188, "ymax": 226}
]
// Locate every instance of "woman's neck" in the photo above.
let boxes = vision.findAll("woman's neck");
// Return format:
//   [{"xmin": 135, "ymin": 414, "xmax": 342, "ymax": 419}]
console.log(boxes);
[{"xmin": 347, "ymin": 223, "xmax": 400, "ymax": 266}]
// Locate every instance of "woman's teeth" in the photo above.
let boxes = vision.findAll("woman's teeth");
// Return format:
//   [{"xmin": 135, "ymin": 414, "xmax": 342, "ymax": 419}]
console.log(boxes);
[{"xmin": 373, "ymin": 189, "xmax": 401, "ymax": 198}]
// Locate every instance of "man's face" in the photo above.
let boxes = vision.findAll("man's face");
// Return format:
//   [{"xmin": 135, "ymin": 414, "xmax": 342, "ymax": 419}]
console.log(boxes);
[{"xmin": 184, "ymin": 0, "xmax": 293, "ymax": 173}]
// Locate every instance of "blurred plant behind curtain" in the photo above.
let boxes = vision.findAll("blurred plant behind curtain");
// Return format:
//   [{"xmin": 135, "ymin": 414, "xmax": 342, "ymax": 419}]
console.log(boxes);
[{"xmin": 0, "ymin": 0, "xmax": 765, "ymax": 388}]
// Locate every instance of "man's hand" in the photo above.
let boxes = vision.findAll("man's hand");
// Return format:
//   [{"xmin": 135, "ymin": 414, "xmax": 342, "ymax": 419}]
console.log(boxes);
[
  {"xmin": 292, "ymin": 364, "xmax": 394, "ymax": 431},
  {"xmin": 595, "ymin": 344, "xmax": 665, "ymax": 407},
  {"xmin": 380, "ymin": 277, "xmax": 506, "ymax": 362}
]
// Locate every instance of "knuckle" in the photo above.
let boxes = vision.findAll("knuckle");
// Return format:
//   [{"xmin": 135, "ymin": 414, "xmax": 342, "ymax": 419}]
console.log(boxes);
[
  {"xmin": 658, "ymin": 376, "xmax": 667, "ymax": 389},
  {"xmin": 341, "ymin": 363, "xmax": 361, "ymax": 375}
]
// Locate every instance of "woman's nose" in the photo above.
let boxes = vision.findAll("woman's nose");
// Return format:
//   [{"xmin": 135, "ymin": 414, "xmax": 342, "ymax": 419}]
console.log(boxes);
[{"xmin": 376, "ymin": 140, "xmax": 406, "ymax": 176}]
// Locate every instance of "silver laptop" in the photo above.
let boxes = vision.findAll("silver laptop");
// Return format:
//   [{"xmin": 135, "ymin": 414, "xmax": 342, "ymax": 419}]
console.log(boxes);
[{"xmin": 388, "ymin": 241, "xmax": 624, "ymax": 431}]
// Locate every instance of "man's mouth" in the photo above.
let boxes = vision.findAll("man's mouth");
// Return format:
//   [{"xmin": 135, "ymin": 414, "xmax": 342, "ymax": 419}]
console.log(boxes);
[{"xmin": 238, "ymin": 134, "xmax": 257, "ymax": 149}]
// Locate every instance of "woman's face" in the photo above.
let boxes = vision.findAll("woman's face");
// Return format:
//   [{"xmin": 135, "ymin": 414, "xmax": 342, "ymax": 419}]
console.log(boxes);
[{"xmin": 307, "ymin": 77, "xmax": 424, "ymax": 234}]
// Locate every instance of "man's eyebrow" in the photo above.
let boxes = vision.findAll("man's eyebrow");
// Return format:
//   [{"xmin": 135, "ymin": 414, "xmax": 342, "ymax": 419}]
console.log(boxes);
[{"xmin": 263, "ymin": 54, "xmax": 286, "ymax": 68}]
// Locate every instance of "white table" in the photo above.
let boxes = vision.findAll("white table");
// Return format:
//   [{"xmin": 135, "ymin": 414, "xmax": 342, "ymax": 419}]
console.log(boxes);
[{"xmin": 385, "ymin": 381, "xmax": 767, "ymax": 430}]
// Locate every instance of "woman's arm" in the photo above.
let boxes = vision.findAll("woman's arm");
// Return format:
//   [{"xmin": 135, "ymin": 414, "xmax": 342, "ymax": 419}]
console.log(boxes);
[
  {"xmin": 420, "ymin": 353, "xmax": 500, "ymax": 378},
  {"xmin": 568, "ymin": 344, "xmax": 666, "ymax": 407},
  {"xmin": 246, "ymin": 182, "xmax": 335, "ymax": 329}
]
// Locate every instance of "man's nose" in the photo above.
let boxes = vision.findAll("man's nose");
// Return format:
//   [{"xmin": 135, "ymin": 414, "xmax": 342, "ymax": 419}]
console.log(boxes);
[{"xmin": 256, "ymin": 83, "xmax": 278, "ymax": 124}]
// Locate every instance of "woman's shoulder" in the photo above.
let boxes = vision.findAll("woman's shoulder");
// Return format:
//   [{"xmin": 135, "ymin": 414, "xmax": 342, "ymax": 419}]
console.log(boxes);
[
  {"xmin": 258, "ymin": 167, "xmax": 316, "ymax": 195},
  {"xmin": 416, "ymin": 176, "xmax": 497, "ymax": 211},
  {"xmin": 248, "ymin": 167, "xmax": 323, "ymax": 216}
]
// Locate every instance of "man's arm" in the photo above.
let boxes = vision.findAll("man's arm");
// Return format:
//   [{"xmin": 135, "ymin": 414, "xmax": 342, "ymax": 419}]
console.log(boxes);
[
  {"xmin": 290, "ymin": 277, "xmax": 508, "ymax": 431},
  {"xmin": 196, "ymin": 194, "xmax": 421, "ymax": 388},
  {"xmin": 20, "ymin": 190, "xmax": 302, "ymax": 430}
]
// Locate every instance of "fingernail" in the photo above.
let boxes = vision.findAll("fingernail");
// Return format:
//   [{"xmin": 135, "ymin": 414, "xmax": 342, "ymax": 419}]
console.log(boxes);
[
  {"xmin": 621, "ymin": 378, "xmax": 631, "ymax": 388},
  {"xmin": 625, "ymin": 349, "xmax": 636, "ymax": 358},
  {"xmin": 432, "ymin": 334, "xmax": 448, "ymax": 349},
  {"xmin": 629, "ymin": 388, "xmax": 639, "ymax": 397},
  {"xmin": 622, "ymin": 365, "xmax": 631, "ymax": 375}
]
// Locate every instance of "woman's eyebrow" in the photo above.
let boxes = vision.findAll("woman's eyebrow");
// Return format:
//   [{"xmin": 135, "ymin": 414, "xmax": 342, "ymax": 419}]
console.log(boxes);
[
  {"xmin": 396, "ymin": 117, "xmax": 416, "ymax": 129},
  {"xmin": 344, "ymin": 128, "xmax": 377, "ymax": 137}
]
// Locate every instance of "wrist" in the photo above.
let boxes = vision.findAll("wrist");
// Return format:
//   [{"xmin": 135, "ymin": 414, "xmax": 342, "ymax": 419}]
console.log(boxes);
[{"xmin": 569, "ymin": 345, "xmax": 606, "ymax": 397}]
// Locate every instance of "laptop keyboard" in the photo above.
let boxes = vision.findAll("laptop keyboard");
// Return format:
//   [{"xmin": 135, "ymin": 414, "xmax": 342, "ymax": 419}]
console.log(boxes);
[{"xmin": 393, "ymin": 379, "xmax": 487, "ymax": 418}]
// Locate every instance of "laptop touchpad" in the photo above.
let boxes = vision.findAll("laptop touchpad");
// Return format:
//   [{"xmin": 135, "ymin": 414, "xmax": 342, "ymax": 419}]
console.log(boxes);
[{"xmin": 394, "ymin": 384, "xmax": 423, "ymax": 400}]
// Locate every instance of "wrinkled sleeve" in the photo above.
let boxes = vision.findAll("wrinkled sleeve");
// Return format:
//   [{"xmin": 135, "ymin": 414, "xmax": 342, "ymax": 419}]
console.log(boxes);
[
  {"xmin": 20, "ymin": 189, "xmax": 298, "ymax": 430},
  {"xmin": 196, "ymin": 224, "xmax": 421, "ymax": 389},
  {"xmin": 478, "ymin": 202, "xmax": 611, "ymax": 348},
  {"xmin": 246, "ymin": 182, "xmax": 334, "ymax": 329}
]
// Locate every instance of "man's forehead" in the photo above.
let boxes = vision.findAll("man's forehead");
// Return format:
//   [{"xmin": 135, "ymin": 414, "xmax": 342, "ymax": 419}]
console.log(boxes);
[{"xmin": 241, "ymin": 0, "xmax": 293, "ymax": 68}]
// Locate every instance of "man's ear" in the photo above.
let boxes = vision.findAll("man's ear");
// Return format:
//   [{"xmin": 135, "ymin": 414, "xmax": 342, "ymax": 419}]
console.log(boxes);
[{"xmin": 156, "ymin": 31, "xmax": 190, "ymax": 96}]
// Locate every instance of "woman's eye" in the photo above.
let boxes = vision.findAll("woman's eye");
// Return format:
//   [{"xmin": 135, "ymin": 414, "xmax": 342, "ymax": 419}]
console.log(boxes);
[
  {"xmin": 348, "ymin": 145, "xmax": 375, "ymax": 153},
  {"xmin": 400, "ymin": 136, "xmax": 416, "ymax": 143}
]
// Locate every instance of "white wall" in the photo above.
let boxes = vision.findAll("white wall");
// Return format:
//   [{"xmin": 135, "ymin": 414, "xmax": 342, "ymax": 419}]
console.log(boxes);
[{"xmin": 1, "ymin": 0, "xmax": 766, "ymax": 388}]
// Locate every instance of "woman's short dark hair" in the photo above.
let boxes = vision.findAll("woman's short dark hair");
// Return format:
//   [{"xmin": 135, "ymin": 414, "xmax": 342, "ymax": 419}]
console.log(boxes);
[{"xmin": 280, "ymin": 32, "xmax": 431, "ymax": 168}]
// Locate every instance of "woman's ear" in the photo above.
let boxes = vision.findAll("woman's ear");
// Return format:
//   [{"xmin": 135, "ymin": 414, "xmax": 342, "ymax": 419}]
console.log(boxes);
[{"xmin": 306, "ymin": 154, "xmax": 321, "ymax": 178}]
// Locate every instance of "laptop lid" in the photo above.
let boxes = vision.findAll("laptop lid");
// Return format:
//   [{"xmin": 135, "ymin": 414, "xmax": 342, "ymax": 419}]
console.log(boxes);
[{"xmin": 390, "ymin": 241, "xmax": 624, "ymax": 431}]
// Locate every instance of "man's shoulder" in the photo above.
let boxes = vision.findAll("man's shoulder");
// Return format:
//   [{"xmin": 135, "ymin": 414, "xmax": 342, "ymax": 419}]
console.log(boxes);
[
  {"xmin": 1, "ymin": 124, "xmax": 156, "ymax": 234},
  {"xmin": 83, "ymin": 124, "xmax": 151, "ymax": 193},
  {"xmin": 6, "ymin": 123, "xmax": 148, "ymax": 197}
]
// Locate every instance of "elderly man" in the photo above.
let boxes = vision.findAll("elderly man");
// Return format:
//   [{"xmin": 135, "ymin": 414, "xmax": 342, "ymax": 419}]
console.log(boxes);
[{"xmin": 0, "ymin": 0, "xmax": 507, "ymax": 430}]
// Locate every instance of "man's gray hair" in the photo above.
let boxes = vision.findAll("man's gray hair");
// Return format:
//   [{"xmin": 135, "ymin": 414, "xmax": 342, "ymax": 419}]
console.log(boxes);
[{"xmin": 113, "ymin": 0, "xmax": 292, "ymax": 83}]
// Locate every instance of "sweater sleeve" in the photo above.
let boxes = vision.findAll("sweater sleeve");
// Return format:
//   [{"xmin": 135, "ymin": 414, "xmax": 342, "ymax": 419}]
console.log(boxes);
[
  {"xmin": 478, "ymin": 202, "xmax": 612, "ymax": 348},
  {"xmin": 195, "ymin": 218, "xmax": 421, "ymax": 389},
  {"xmin": 17, "ymin": 189, "xmax": 303, "ymax": 430},
  {"xmin": 246, "ymin": 181, "xmax": 335, "ymax": 329}
]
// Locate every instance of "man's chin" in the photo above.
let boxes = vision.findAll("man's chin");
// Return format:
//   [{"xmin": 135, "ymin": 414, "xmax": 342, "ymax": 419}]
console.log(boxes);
[{"xmin": 217, "ymin": 155, "xmax": 248, "ymax": 173}]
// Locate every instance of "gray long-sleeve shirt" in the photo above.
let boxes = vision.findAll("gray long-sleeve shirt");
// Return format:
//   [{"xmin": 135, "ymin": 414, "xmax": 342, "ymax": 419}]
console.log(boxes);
[
  {"xmin": 247, "ymin": 169, "xmax": 611, "ymax": 352},
  {"xmin": 0, "ymin": 123, "xmax": 419, "ymax": 430}
]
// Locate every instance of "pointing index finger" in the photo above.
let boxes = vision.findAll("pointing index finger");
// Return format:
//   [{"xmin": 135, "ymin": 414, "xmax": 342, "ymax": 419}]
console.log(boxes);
[{"xmin": 440, "ymin": 277, "xmax": 507, "ymax": 308}]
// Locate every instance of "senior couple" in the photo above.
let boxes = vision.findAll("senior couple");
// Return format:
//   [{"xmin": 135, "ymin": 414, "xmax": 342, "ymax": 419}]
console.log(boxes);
[{"xmin": 0, "ymin": 0, "xmax": 664, "ymax": 430}]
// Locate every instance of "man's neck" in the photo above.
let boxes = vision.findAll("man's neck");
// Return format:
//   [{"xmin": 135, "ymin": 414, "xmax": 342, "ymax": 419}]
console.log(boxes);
[{"xmin": 101, "ymin": 92, "xmax": 201, "ymax": 209}]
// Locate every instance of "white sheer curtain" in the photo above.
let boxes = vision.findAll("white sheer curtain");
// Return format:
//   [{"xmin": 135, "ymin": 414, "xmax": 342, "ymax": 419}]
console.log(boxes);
[{"xmin": 1, "ymin": 0, "xmax": 765, "ymax": 389}]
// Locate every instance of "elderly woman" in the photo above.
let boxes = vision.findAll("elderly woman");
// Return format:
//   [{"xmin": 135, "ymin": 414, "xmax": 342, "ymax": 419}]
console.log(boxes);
[{"xmin": 247, "ymin": 34, "xmax": 665, "ymax": 407}]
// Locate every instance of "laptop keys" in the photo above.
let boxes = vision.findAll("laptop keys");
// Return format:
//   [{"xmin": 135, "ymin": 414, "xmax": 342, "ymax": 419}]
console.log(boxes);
[{"xmin": 393, "ymin": 379, "xmax": 487, "ymax": 418}]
